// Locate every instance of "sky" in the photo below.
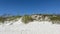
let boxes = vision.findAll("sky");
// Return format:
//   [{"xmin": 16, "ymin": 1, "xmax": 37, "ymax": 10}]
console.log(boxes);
[{"xmin": 0, "ymin": 0, "xmax": 60, "ymax": 15}]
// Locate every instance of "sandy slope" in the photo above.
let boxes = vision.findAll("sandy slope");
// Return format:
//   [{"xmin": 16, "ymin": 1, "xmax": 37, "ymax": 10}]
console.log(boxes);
[{"xmin": 0, "ymin": 18, "xmax": 60, "ymax": 34}]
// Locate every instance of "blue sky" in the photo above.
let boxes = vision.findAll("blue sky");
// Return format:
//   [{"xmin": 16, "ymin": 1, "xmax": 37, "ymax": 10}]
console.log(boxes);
[{"xmin": 0, "ymin": 0, "xmax": 60, "ymax": 15}]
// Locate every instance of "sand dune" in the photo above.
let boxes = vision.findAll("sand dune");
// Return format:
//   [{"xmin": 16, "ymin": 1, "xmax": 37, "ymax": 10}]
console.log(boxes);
[{"xmin": 0, "ymin": 18, "xmax": 60, "ymax": 34}]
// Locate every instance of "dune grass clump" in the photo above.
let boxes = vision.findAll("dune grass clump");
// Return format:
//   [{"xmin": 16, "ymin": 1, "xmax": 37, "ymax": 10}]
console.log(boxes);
[
  {"xmin": 7, "ymin": 16, "xmax": 21, "ymax": 21},
  {"xmin": 0, "ymin": 15, "xmax": 21, "ymax": 24},
  {"xmin": 0, "ymin": 17, "xmax": 7, "ymax": 23},
  {"xmin": 50, "ymin": 16, "xmax": 60, "ymax": 24},
  {"xmin": 50, "ymin": 17, "xmax": 60, "ymax": 21},
  {"xmin": 22, "ymin": 15, "xmax": 33, "ymax": 24}
]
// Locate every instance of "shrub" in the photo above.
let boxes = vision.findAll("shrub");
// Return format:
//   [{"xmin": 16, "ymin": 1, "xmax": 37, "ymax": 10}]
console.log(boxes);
[
  {"xmin": 50, "ymin": 16, "xmax": 60, "ymax": 21},
  {"xmin": 7, "ymin": 16, "xmax": 21, "ymax": 21},
  {"xmin": 0, "ymin": 17, "xmax": 7, "ymax": 23},
  {"xmin": 50, "ymin": 16, "xmax": 60, "ymax": 24},
  {"xmin": 0, "ymin": 15, "xmax": 21, "ymax": 24},
  {"xmin": 22, "ymin": 15, "xmax": 33, "ymax": 24}
]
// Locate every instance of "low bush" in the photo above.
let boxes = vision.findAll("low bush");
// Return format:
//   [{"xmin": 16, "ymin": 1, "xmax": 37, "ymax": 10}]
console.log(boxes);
[
  {"xmin": 50, "ymin": 16, "xmax": 60, "ymax": 21},
  {"xmin": 50, "ymin": 16, "xmax": 60, "ymax": 24},
  {"xmin": 7, "ymin": 16, "xmax": 21, "ymax": 21},
  {"xmin": 0, "ymin": 16, "xmax": 21, "ymax": 24},
  {"xmin": 22, "ymin": 15, "xmax": 33, "ymax": 24},
  {"xmin": 0, "ymin": 17, "xmax": 7, "ymax": 23}
]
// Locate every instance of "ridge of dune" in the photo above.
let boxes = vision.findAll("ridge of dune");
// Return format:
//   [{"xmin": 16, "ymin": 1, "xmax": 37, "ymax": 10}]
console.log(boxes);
[{"xmin": 0, "ymin": 18, "xmax": 60, "ymax": 34}]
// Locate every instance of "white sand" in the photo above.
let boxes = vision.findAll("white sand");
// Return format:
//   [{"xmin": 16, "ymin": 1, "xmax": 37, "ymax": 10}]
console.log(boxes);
[{"xmin": 0, "ymin": 18, "xmax": 60, "ymax": 34}]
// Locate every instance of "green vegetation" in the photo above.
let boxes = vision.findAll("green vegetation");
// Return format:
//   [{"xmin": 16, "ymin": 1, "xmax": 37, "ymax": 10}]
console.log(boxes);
[
  {"xmin": 0, "ymin": 14, "xmax": 60, "ymax": 24},
  {"xmin": 22, "ymin": 15, "xmax": 33, "ymax": 24},
  {"xmin": 50, "ymin": 17, "xmax": 60, "ymax": 21},
  {"xmin": 7, "ymin": 16, "xmax": 21, "ymax": 21},
  {"xmin": 0, "ymin": 17, "xmax": 7, "ymax": 23},
  {"xmin": 50, "ymin": 16, "xmax": 60, "ymax": 24},
  {"xmin": 0, "ymin": 15, "xmax": 21, "ymax": 24}
]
